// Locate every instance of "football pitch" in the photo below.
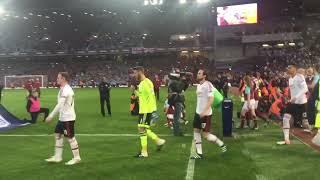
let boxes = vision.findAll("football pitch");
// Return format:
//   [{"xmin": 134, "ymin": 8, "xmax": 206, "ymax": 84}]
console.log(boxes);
[{"xmin": 0, "ymin": 88, "xmax": 319, "ymax": 180}]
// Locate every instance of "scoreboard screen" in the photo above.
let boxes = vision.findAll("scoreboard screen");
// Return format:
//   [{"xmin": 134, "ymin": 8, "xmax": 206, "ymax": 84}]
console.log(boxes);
[{"xmin": 217, "ymin": 3, "xmax": 258, "ymax": 26}]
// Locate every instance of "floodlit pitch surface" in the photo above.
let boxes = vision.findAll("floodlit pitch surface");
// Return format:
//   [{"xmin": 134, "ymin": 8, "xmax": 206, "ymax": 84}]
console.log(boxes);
[{"xmin": 0, "ymin": 88, "xmax": 319, "ymax": 180}]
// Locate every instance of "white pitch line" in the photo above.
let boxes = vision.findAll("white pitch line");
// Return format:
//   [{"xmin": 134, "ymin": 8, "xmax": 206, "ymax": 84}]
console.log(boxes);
[
  {"xmin": 290, "ymin": 133, "xmax": 318, "ymax": 152},
  {"xmin": 256, "ymin": 174, "xmax": 268, "ymax": 180},
  {"xmin": 233, "ymin": 133, "xmax": 264, "ymax": 139},
  {"xmin": 185, "ymin": 140, "xmax": 195, "ymax": 180},
  {"xmin": 271, "ymin": 121, "xmax": 317, "ymax": 151},
  {"xmin": 0, "ymin": 133, "xmax": 192, "ymax": 137}
]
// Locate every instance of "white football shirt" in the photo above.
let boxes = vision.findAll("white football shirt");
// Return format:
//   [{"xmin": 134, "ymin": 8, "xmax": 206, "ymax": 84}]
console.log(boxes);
[
  {"xmin": 49, "ymin": 84, "xmax": 76, "ymax": 121},
  {"xmin": 196, "ymin": 81, "xmax": 214, "ymax": 115},
  {"xmin": 289, "ymin": 74, "xmax": 308, "ymax": 104}
]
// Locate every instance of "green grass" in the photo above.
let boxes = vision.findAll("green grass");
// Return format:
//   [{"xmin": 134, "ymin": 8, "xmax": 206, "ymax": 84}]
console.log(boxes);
[{"xmin": 0, "ymin": 88, "xmax": 319, "ymax": 180}]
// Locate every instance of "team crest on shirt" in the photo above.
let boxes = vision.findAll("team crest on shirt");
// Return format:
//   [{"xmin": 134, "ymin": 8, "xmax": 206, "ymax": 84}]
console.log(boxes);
[
  {"xmin": 302, "ymin": 112, "xmax": 307, "ymax": 118},
  {"xmin": 201, "ymin": 123, "xmax": 206, "ymax": 129},
  {"xmin": 0, "ymin": 115, "xmax": 10, "ymax": 128}
]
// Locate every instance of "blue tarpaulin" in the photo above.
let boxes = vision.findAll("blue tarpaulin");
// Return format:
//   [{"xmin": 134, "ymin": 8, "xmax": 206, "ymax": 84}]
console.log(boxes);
[{"xmin": 0, "ymin": 104, "xmax": 30, "ymax": 132}]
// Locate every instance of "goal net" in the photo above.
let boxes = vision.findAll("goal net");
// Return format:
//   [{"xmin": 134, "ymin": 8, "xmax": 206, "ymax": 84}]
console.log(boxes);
[{"xmin": 4, "ymin": 75, "xmax": 48, "ymax": 88}]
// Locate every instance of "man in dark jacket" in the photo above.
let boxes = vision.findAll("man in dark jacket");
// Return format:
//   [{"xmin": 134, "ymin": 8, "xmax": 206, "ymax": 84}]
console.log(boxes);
[
  {"xmin": 98, "ymin": 77, "xmax": 111, "ymax": 117},
  {"xmin": 168, "ymin": 73, "xmax": 187, "ymax": 136}
]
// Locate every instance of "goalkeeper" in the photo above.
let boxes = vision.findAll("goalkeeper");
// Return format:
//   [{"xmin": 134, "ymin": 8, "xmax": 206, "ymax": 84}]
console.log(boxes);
[{"xmin": 133, "ymin": 66, "xmax": 166, "ymax": 158}]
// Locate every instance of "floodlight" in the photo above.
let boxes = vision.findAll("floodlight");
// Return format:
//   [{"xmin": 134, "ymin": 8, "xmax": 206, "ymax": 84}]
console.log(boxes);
[
  {"xmin": 179, "ymin": 35, "xmax": 187, "ymax": 40},
  {"xmin": 277, "ymin": 43, "xmax": 284, "ymax": 47},
  {"xmin": 196, "ymin": 0, "xmax": 210, "ymax": 4},
  {"xmin": 0, "ymin": 7, "xmax": 5, "ymax": 15},
  {"xmin": 288, "ymin": 42, "xmax": 295, "ymax": 46}
]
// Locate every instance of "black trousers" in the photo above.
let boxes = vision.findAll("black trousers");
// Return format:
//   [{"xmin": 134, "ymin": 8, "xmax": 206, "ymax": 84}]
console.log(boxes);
[
  {"xmin": 30, "ymin": 108, "xmax": 49, "ymax": 123},
  {"xmin": 100, "ymin": 96, "xmax": 111, "ymax": 116},
  {"xmin": 173, "ymin": 102, "xmax": 183, "ymax": 136},
  {"xmin": 307, "ymin": 100, "xmax": 315, "ymax": 125},
  {"xmin": 155, "ymin": 89, "xmax": 160, "ymax": 101}
]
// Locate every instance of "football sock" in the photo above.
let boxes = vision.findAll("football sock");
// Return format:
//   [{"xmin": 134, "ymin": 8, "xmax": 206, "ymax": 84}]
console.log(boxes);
[
  {"xmin": 194, "ymin": 132, "xmax": 202, "ymax": 155},
  {"xmin": 246, "ymin": 120, "xmax": 251, "ymax": 127},
  {"xmin": 302, "ymin": 119, "xmax": 311, "ymax": 130},
  {"xmin": 246, "ymin": 113, "xmax": 251, "ymax": 127},
  {"xmin": 207, "ymin": 134, "xmax": 224, "ymax": 147},
  {"xmin": 253, "ymin": 118, "xmax": 258, "ymax": 128},
  {"xmin": 167, "ymin": 119, "xmax": 173, "ymax": 127},
  {"xmin": 146, "ymin": 129, "xmax": 159, "ymax": 143},
  {"xmin": 54, "ymin": 136, "xmax": 63, "ymax": 159},
  {"xmin": 283, "ymin": 114, "xmax": 291, "ymax": 142},
  {"xmin": 140, "ymin": 132, "xmax": 148, "ymax": 155},
  {"xmin": 68, "ymin": 137, "xmax": 80, "ymax": 159},
  {"xmin": 284, "ymin": 129, "xmax": 290, "ymax": 142},
  {"xmin": 240, "ymin": 116, "xmax": 245, "ymax": 128}
]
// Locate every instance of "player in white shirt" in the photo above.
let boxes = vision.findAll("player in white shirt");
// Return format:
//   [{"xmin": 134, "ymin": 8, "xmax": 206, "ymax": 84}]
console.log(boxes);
[
  {"xmin": 277, "ymin": 65, "xmax": 312, "ymax": 145},
  {"xmin": 45, "ymin": 72, "xmax": 81, "ymax": 165},
  {"xmin": 191, "ymin": 69, "xmax": 227, "ymax": 159}
]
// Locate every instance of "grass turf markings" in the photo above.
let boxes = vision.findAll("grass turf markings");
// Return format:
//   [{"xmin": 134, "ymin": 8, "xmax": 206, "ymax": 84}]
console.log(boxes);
[{"xmin": 185, "ymin": 140, "xmax": 196, "ymax": 180}]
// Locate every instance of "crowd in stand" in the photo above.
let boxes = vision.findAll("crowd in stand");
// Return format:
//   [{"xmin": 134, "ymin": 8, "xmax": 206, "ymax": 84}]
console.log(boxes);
[
  {"xmin": 1, "ymin": 44, "xmax": 319, "ymax": 91},
  {"xmin": 234, "ymin": 46, "xmax": 320, "ymax": 132},
  {"xmin": 2, "ymin": 54, "xmax": 213, "ymax": 88}
]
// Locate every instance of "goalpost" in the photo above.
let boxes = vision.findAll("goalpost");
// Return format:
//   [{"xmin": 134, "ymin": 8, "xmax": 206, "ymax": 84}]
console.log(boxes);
[{"xmin": 4, "ymin": 75, "xmax": 48, "ymax": 88}]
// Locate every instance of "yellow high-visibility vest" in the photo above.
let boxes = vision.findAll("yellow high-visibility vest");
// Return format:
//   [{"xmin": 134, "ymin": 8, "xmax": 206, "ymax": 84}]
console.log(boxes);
[
  {"xmin": 317, "ymin": 81, "xmax": 320, "ymax": 112},
  {"xmin": 315, "ymin": 81, "xmax": 320, "ymax": 128}
]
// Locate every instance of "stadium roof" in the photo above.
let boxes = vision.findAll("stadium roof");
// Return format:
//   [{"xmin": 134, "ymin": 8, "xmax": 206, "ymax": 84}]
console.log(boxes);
[
  {"xmin": 304, "ymin": 0, "xmax": 320, "ymax": 14},
  {"xmin": 0, "ymin": 0, "xmax": 318, "ymax": 52}
]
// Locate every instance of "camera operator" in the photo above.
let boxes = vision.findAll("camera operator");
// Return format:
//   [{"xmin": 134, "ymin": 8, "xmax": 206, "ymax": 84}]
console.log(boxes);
[
  {"xmin": 167, "ymin": 72, "xmax": 190, "ymax": 136},
  {"xmin": 213, "ymin": 74, "xmax": 223, "ymax": 95}
]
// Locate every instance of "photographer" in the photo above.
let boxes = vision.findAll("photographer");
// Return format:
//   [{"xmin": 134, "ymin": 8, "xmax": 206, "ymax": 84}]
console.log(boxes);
[{"xmin": 167, "ymin": 72, "xmax": 190, "ymax": 136}]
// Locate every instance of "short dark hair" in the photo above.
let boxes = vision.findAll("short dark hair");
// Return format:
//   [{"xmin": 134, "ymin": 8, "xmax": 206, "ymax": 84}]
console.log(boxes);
[
  {"xmin": 199, "ymin": 69, "xmax": 208, "ymax": 79},
  {"xmin": 133, "ymin": 66, "xmax": 145, "ymax": 73},
  {"xmin": 288, "ymin": 64, "xmax": 297, "ymax": 68},
  {"xmin": 59, "ymin": 72, "xmax": 70, "ymax": 82},
  {"xmin": 287, "ymin": 64, "xmax": 297, "ymax": 71}
]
